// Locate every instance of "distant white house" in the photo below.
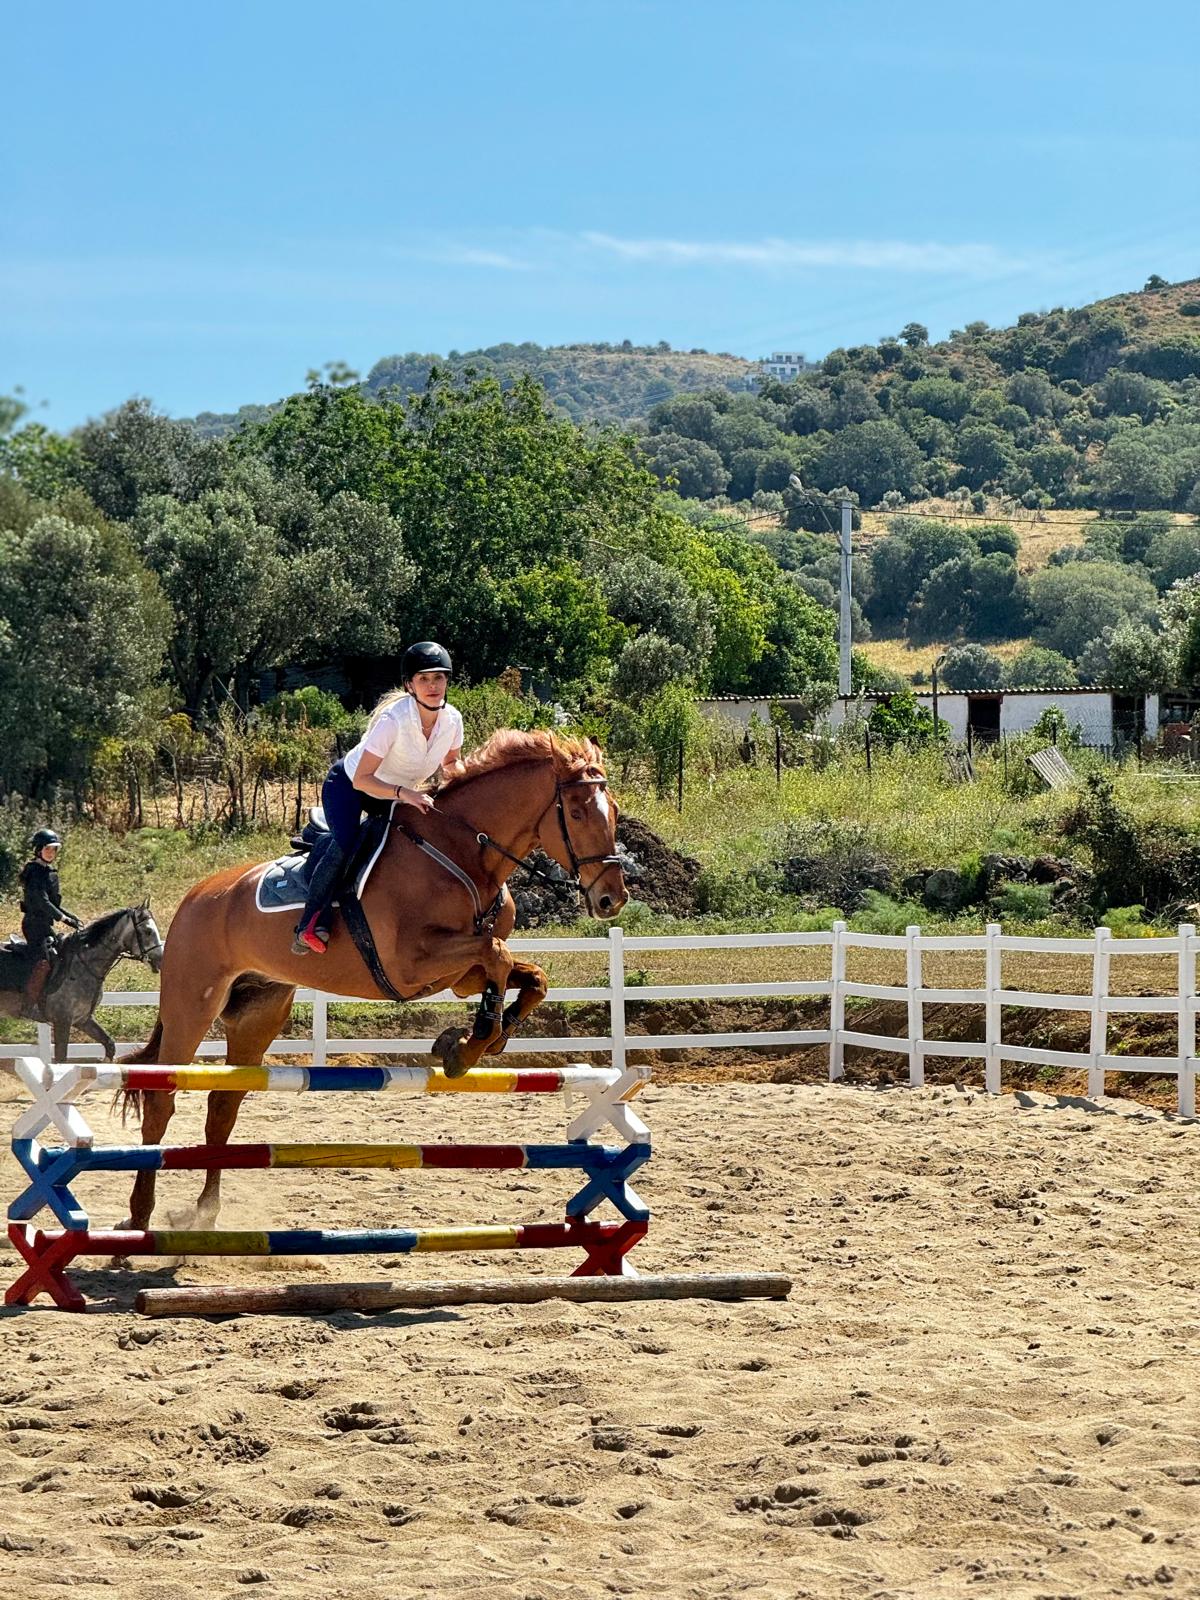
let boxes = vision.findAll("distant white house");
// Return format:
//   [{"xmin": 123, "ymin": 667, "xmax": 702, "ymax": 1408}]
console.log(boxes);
[
  {"xmin": 699, "ymin": 688, "xmax": 1161, "ymax": 746},
  {"xmin": 758, "ymin": 352, "xmax": 809, "ymax": 382}
]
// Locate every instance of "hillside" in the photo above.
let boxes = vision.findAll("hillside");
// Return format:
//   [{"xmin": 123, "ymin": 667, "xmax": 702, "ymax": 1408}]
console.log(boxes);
[{"xmin": 188, "ymin": 341, "xmax": 755, "ymax": 438}]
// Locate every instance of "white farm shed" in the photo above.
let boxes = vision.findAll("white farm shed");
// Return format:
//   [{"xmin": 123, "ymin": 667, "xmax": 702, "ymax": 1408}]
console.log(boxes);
[{"xmin": 699, "ymin": 689, "xmax": 1159, "ymax": 746}]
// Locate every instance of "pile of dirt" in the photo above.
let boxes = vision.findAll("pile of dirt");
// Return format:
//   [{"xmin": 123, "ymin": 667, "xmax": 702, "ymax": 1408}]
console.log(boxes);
[
  {"xmin": 615, "ymin": 815, "xmax": 701, "ymax": 917},
  {"xmin": 508, "ymin": 851, "xmax": 581, "ymax": 928},
  {"xmin": 508, "ymin": 816, "xmax": 702, "ymax": 928}
]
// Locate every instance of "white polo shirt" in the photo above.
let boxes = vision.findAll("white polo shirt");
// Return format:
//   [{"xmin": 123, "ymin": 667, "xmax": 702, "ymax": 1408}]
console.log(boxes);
[{"xmin": 343, "ymin": 697, "xmax": 464, "ymax": 789}]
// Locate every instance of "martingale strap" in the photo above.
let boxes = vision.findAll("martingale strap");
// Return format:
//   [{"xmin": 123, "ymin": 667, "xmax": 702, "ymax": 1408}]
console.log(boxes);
[{"xmin": 395, "ymin": 822, "xmax": 505, "ymax": 935}]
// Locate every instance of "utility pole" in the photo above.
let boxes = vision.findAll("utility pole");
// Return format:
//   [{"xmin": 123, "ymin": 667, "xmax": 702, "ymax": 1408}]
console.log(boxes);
[{"xmin": 839, "ymin": 497, "xmax": 853, "ymax": 698}]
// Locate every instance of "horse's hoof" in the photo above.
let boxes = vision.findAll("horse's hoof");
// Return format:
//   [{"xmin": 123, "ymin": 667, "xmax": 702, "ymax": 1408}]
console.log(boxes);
[{"xmin": 432, "ymin": 1028, "xmax": 472, "ymax": 1078}]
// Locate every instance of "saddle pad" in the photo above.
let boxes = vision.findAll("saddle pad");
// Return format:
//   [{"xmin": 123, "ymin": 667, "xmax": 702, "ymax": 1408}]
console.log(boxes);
[{"xmin": 254, "ymin": 807, "xmax": 394, "ymax": 915}]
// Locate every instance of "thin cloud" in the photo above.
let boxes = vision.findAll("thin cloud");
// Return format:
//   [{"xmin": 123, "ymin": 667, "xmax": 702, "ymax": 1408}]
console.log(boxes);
[
  {"xmin": 426, "ymin": 245, "xmax": 532, "ymax": 271},
  {"xmin": 582, "ymin": 231, "xmax": 1030, "ymax": 274}
]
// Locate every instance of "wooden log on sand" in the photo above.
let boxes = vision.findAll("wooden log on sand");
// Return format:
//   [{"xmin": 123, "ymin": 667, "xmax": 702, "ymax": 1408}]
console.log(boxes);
[{"xmin": 135, "ymin": 1271, "xmax": 792, "ymax": 1318}]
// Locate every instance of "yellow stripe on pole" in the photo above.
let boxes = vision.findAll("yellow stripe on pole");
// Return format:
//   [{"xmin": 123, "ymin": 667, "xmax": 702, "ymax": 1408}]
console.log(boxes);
[
  {"xmin": 425, "ymin": 1070, "xmax": 519, "ymax": 1093},
  {"xmin": 413, "ymin": 1226, "xmax": 520, "ymax": 1252},
  {"xmin": 170, "ymin": 1067, "xmax": 272, "ymax": 1092},
  {"xmin": 155, "ymin": 1230, "xmax": 272, "ymax": 1254},
  {"xmin": 271, "ymin": 1144, "xmax": 423, "ymax": 1169}
]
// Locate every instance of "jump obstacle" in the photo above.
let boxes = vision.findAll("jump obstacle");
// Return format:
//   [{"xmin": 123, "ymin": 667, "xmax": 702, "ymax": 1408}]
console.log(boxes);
[{"xmin": 5, "ymin": 1055, "xmax": 791, "ymax": 1314}]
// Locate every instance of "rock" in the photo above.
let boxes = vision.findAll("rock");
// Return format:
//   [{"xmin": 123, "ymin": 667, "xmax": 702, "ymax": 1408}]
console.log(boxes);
[{"xmin": 922, "ymin": 867, "xmax": 971, "ymax": 913}]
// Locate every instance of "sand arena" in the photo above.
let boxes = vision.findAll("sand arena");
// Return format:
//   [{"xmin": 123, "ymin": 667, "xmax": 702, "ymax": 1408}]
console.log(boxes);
[{"xmin": 0, "ymin": 1075, "xmax": 1196, "ymax": 1600}]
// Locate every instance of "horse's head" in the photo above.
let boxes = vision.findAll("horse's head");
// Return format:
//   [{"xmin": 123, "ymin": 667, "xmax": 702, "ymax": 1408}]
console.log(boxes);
[
  {"xmin": 124, "ymin": 899, "xmax": 165, "ymax": 972},
  {"xmin": 536, "ymin": 748, "xmax": 628, "ymax": 920}
]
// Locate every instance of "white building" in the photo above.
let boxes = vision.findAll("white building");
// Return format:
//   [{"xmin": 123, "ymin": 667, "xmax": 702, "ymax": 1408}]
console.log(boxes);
[
  {"xmin": 699, "ymin": 688, "xmax": 1160, "ymax": 746},
  {"xmin": 758, "ymin": 352, "xmax": 808, "ymax": 381}
]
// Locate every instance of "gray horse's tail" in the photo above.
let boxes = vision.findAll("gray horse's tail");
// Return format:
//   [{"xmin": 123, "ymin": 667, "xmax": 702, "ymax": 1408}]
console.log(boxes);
[{"xmin": 116, "ymin": 1019, "xmax": 163, "ymax": 1121}]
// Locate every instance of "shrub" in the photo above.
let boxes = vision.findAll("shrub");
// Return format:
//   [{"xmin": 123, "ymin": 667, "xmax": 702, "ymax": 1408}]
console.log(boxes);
[
  {"xmin": 850, "ymin": 890, "xmax": 925, "ymax": 935},
  {"xmin": 868, "ymin": 690, "xmax": 945, "ymax": 748},
  {"xmin": 991, "ymin": 882, "xmax": 1054, "ymax": 923}
]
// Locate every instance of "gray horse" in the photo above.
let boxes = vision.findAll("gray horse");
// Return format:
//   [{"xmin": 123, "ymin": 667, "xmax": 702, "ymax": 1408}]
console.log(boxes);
[{"xmin": 0, "ymin": 902, "xmax": 164, "ymax": 1063}]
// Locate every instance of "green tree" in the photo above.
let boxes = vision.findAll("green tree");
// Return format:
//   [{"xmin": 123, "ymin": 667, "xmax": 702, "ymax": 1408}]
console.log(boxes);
[
  {"xmin": 1005, "ymin": 645, "xmax": 1078, "ymax": 688},
  {"xmin": 954, "ymin": 423, "xmax": 1016, "ymax": 489},
  {"xmin": 73, "ymin": 398, "xmax": 227, "ymax": 521},
  {"xmin": 600, "ymin": 554, "xmax": 713, "ymax": 659},
  {"xmin": 612, "ymin": 632, "xmax": 691, "ymax": 699},
  {"xmin": 643, "ymin": 431, "xmax": 730, "ymax": 498},
  {"xmin": 1096, "ymin": 431, "xmax": 1181, "ymax": 509},
  {"xmin": 1077, "ymin": 621, "xmax": 1173, "ymax": 688},
  {"xmin": 940, "ymin": 643, "xmax": 1004, "ymax": 689},
  {"xmin": 1027, "ymin": 561, "xmax": 1158, "ymax": 660},
  {"xmin": 812, "ymin": 421, "xmax": 924, "ymax": 504},
  {"xmin": 135, "ymin": 489, "xmax": 282, "ymax": 712},
  {"xmin": 0, "ymin": 510, "xmax": 169, "ymax": 791},
  {"xmin": 906, "ymin": 376, "xmax": 972, "ymax": 423},
  {"xmin": 907, "ymin": 552, "xmax": 1027, "ymax": 643}
]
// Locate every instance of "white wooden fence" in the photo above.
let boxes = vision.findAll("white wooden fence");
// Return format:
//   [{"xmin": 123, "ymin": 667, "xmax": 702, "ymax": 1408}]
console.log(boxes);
[{"xmin": 2, "ymin": 925, "xmax": 1195, "ymax": 1116}]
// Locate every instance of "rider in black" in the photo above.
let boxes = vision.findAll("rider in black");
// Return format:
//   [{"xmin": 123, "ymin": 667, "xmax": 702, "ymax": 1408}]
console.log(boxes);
[{"xmin": 19, "ymin": 829, "xmax": 81, "ymax": 1014}]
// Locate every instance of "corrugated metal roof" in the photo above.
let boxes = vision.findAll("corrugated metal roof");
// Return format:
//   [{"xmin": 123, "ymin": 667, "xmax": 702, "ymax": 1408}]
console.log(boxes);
[{"xmin": 697, "ymin": 687, "xmax": 1142, "ymax": 702}]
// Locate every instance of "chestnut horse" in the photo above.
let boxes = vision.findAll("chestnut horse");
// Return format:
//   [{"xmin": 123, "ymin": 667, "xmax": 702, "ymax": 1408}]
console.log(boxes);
[{"xmin": 122, "ymin": 731, "xmax": 626, "ymax": 1232}]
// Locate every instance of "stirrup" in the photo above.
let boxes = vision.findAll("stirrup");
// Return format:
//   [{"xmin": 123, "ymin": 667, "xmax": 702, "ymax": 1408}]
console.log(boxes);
[{"xmin": 292, "ymin": 916, "xmax": 328, "ymax": 955}]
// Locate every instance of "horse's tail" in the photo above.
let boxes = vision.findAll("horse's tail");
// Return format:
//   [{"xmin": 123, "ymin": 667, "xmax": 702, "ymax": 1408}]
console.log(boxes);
[{"xmin": 116, "ymin": 1018, "xmax": 163, "ymax": 1122}]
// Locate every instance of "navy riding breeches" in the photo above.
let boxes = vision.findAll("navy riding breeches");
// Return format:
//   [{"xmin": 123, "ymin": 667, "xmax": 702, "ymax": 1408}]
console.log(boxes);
[{"xmin": 321, "ymin": 760, "xmax": 390, "ymax": 856}]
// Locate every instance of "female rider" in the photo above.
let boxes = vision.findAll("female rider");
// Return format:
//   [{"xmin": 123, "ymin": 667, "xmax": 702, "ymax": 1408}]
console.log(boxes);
[{"xmin": 292, "ymin": 642, "xmax": 464, "ymax": 954}]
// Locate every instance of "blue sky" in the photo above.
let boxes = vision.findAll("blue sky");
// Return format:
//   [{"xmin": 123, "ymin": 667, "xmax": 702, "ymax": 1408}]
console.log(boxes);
[{"xmin": 4, "ymin": 0, "xmax": 1199, "ymax": 430}]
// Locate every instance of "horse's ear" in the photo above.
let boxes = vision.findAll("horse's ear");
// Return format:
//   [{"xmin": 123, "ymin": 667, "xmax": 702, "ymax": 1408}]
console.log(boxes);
[{"xmin": 141, "ymin": 895, "xmax": 150, "ymax": 910}]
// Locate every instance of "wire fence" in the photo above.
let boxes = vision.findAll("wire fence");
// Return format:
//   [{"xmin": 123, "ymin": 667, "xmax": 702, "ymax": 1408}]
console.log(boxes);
[{"xmin": 3, "ymin": 925, "xmax": 1195, "ymax": 1116}]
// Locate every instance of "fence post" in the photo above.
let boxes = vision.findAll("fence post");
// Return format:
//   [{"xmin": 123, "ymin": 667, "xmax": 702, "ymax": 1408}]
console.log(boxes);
[
  {"xmin": 676, "ymin": 743, "xmax": 684, "ymax": 814},
  {"xmin": 906, "ymin": 924, "xmax": 924, "ymax": 1087},
  {"xmin": 607, "ymin": 926, "xmax": 627, "ymax": 1074},
  {"xmin": 829, "ymin": 921, "xmax": 847, "ymax": 1081},
  {"xmin": 984, "ymin": 922, "xmax": 1002, "ymax": 1094},
  {"xmin": 864, "ymin": 726, "xmax": 872, "ymax": 781},
  {"xmin": 1088, "ymin": 926, "xmax": 1110, "ymax": 1100},
  {"xmin": 35, "ymin": 1022, "xmax": 52, "ymax": 1065},
  {"xmin": 311, "ymin": 990, "xmax": 328, "ymax": 1069},
  {"xmin": 1177, "ymin": 923, "xmax": 1195, "ymax": 1118},
  {"xmin": 775, "ymin": 727, "xmax": 782, "ymax": 787}
]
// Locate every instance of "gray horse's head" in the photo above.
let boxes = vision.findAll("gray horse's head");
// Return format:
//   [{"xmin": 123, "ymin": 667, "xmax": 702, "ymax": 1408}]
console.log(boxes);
[{"xmin": 124, "ymin": 899, "xmax": 165, "ymax": 973}]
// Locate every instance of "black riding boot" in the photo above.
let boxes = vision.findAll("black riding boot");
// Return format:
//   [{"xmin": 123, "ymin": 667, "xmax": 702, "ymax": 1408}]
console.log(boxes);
[{"xmin": 292, "ymin": 841, "xmax": 346, "ymax": 955}]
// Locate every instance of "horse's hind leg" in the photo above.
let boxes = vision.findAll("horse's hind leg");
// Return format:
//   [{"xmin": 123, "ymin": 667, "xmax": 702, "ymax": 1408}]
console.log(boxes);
[
  {"xmin": 78, "ymin": 1016, "xmax": 117, "ymax": 1061},
  {"xmin": 192, "ymin": 977, "xmax": 296, "ymax": 1228},
  {"xmin": 127, "ymin": 988, "xmax": 229, "ymax": 1233}
]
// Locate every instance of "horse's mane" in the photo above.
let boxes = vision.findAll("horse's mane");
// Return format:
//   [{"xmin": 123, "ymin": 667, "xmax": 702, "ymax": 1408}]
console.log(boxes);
[
  {"xmin": 60, "ymin": 908, "xmax": 130, "ymax": 949},
  {"xmin": 439, "ymin": 729, "xmax": 604, "ymax": 791}
]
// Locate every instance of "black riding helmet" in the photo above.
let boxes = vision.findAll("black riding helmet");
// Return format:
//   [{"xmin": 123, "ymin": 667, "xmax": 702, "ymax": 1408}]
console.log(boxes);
[
  {"xmin": 30, "ymin": 828, "xmax": 62, "ymax": 852},
  {"xmin": 401, "ymin": 641, "xmax": 452, "ymax": 681}
]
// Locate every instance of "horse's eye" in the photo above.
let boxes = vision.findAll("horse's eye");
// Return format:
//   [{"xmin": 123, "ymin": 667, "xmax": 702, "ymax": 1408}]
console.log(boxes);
[{"xmin": 570, "ymin": 807, "xmax": 585, "ymax": 821}]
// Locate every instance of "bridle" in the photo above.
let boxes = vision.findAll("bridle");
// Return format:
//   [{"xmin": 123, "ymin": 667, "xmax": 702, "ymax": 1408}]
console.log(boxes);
[
  {"xmin": 62, "ymin": 908, "xmax": 164, "ymax": 981},
  {"xmin": 407, "ymin": 773, "xmax": 623, "ymax": 927},
  {"xmin": 548, "ymin": 777, "xmax": 624, "ymax": 913}
]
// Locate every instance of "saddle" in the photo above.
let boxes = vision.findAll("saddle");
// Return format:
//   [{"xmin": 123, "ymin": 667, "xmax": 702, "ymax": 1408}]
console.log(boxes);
[
  {"xmin": 255, "ymin": 808, "xmax": 389, "ymax": 916},
  {"xmin": 0, "ymin": 936, "xmax": 56, "ymax": 1014},
  {"xmin": 256, "ymin": 809, "xmax": 408, "ymax": 1001}
]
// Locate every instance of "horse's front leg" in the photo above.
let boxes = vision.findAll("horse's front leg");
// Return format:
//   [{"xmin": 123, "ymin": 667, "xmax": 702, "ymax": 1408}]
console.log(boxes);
[
  {"xmin": 432, "ymin": 939, "xmax": 515, "ymax": 1077},
  {"xmin": 51, "ymin": 1016, "xmax": 71, "ymax": 1065},
  {"xmin": 78, "ymin": 1015, "xmax": 117, "ymax": 1061},
  {"xmin": 483, "ymin": 959, "xmax": 549, "ymax": 1056}
]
